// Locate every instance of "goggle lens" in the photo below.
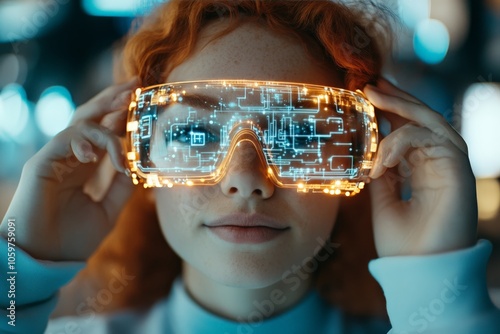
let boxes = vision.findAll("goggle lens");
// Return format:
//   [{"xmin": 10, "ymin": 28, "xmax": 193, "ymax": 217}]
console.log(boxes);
[{"xmin": 126, "ymin": 80, "xmax": 378, "ymax": 196}]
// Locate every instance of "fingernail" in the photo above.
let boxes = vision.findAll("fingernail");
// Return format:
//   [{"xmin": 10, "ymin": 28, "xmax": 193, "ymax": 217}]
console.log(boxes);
[{"xmin": 86, "ymin": 153, "xmax": 98, "ymax": 163}]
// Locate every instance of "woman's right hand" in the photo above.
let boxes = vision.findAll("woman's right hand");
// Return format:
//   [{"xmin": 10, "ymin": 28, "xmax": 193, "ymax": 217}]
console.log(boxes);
[{"xmin": 0, "ymin": 80, "xmax": 137, "ymax": 261}]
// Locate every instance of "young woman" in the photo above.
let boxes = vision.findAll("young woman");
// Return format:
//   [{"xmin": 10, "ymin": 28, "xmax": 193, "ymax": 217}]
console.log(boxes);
[{"xmin": 1, "ymin": 1, "xmax": 499, "ymax": 333}]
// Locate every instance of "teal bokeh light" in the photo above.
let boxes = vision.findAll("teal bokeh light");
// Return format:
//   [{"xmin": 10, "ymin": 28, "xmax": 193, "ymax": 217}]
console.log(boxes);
[
  {"xmin": 413, "ymin": 19, "xmax": 450, "ymax": 65},
  {"xmin": 35, "ymin": 86, "xmax": 75, "ymax": 137}
]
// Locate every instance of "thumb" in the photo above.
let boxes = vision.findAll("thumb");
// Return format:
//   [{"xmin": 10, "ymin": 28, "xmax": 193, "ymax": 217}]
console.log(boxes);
[{"xmin": 102, "ymin": 172, "xmax": 136, "ymax": 224}]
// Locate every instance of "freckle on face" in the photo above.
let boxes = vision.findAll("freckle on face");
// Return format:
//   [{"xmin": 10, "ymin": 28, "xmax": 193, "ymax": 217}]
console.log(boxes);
[{"xmin": 168, "ymin": 20, "xmax": 342, "ymax": 87}]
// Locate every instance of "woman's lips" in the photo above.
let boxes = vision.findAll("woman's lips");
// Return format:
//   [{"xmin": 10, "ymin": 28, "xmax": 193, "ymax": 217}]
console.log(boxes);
[
  {"xmin": 207, "ymin": 225, "xmax": 287, "ymax": 243},
  {"xmin": 203, "ymin": 213, "xmax": 290, "ymax": 244}
]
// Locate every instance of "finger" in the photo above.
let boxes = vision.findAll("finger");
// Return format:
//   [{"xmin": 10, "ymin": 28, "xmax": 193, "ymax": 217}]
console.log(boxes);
[
  {"xmin": 376, "ymin": 77, "xmax": 421, "ymax": 104},
  {"xmin": 38, "ymin": 122, "xmax": 126, "ymax": 174},
  {"xmin": 101, "ymin": 172, "xmax": 135, "ymax": 224},
  {"xmin": 70, "ymin": 78, "xmax": 137, "ymax": 125},
  {"xmin": 376, "ymin": 110, "xmax": 409, "ymax": 137},
  {"xmin": 71, "ymin": 122, "xmax": 126, "ymax": 173},
  {"xmin": 364, "ymin": 85, "xmax": 468, "ymax": 155},
  {"xmin": 370, "ymin": 123, "xmax": 456, "ymax": 179},
  {"xmin": 70, "ymin": 137, "xmax": 98, "ymax": 163},
  {"xmin": 101, "ymin": 109, "xmax": 129, "ymax": 136}
]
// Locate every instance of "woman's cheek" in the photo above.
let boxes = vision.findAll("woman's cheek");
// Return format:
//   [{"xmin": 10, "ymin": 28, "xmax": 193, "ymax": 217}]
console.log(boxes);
[
  {"xmin": 155, "ymin": 187, "xmax": 211, "ymax": 227},
  {"xmin": 284, "ymin": 193, "xmax": 340, "ymax": 238}
]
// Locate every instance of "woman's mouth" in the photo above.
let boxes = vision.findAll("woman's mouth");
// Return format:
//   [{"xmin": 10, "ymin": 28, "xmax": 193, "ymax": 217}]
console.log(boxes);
[{"xmin": 203, "ymin": 213, "xmax": 290, "ymax": 244}]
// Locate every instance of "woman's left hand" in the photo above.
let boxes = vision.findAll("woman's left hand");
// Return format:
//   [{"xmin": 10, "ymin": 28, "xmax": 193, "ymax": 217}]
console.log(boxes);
[{"xmin": 364, "ymin": 79, "xmax": 477, "ymax": 257}]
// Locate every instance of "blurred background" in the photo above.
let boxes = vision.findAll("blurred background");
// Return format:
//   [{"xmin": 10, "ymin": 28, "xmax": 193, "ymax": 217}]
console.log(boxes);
[{"xmin": 0, "ymin": 0, "xmax": 499, "ymax": 303}]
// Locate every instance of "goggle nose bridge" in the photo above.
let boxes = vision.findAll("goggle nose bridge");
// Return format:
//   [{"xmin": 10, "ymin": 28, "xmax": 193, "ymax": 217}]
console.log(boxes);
[
  {"xmin": 225, "ymin": 120, "xmax": 266, "ymax": 146},
  {"xmin": 220, "ymin": 120, "xmax": 273, "ymax": 168}
]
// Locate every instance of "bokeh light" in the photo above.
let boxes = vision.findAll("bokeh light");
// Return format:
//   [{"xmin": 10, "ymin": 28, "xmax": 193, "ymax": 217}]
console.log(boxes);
[
  {"xmin": 461, "ymin": 83, "xmax": 500, "ymax": 178},
  {"xmin": 0, "ymin": 84, "xmax": 30, "ymax": 141},
  {"xmin": 82, "ymin": 0, "xmax": 166, "ymax": 17},
  {"xmin": 430, "ymin": 0, "xmax": 469, "ymax": 51},
  {"xmin": 0, "ymin": 0, "xmax": 66, "ymax": 42},
  {"xmin": 35, "ymin": 86, "xmax": 75, "ymax": 137},
  {"xmin": 413, "ymin": 19, "xmax": 450, "ymax": 64},
  {"xmin": 398, "ymin": 0, "xmax": 430, "ymax": 29}
]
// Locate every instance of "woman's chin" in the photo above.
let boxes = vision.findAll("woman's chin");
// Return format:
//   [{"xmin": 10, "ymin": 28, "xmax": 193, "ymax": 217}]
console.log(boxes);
[{"xmin": 196, "ymin": 257, "xmax": 287, "ymax": 289}]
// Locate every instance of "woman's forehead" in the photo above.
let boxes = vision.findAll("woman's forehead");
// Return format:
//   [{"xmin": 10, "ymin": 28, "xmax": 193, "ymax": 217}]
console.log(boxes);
[{"xmin": 167, "ymin": 20, "xmax": 343, "ymax": 87}]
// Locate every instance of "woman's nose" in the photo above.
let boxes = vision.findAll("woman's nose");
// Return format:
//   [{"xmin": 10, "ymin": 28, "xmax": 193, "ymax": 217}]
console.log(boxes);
[{"xmin": 219, "ymin": 141, "xmax": 275, "ymax": 199}]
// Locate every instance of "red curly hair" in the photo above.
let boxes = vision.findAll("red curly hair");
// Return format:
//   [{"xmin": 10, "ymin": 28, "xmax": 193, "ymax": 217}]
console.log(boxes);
[
  {"xmin": 54, "ymin": 0, "xmax": 392, "ymax": 319},
  {"xmin": 123, "ymin": 0, "xmax": 387, "ymax": 90}
]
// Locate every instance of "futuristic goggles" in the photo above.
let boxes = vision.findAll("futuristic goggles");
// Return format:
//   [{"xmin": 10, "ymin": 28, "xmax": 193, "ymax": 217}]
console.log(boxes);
[{"xmin": 125, "ymin": 80, "xmax": 378, "ymax": 196}]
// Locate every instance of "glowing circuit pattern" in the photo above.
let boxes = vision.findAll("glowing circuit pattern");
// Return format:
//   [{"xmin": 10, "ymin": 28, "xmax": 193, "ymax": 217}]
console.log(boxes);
[{"xmin": 126, "ymin": 80, "xmax": 378, "ymax": 195}]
